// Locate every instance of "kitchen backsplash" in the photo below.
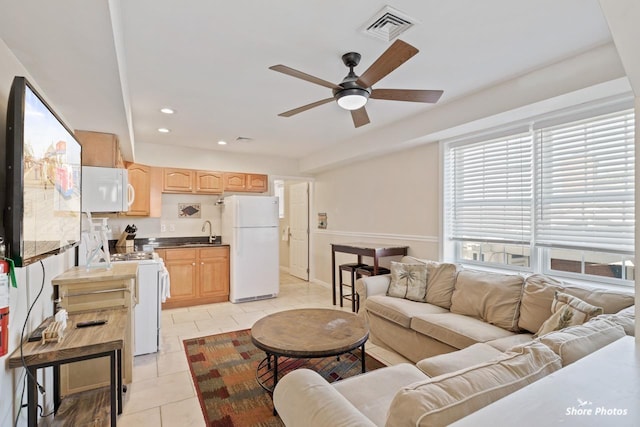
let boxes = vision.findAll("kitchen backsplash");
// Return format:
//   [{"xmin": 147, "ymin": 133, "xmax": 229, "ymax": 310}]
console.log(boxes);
[{"xmin": 100, "ymin": 193, "xmax": 223, "ymax": 239}]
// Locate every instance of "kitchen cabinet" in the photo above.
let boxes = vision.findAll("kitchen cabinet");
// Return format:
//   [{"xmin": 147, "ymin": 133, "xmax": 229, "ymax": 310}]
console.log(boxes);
[
  {"xmin": 195, "ymin": 170, "xmax": 224, "ymax": 193},
  {"xmin": 157, "ymin": 248, "xmax": 197, "ymax": 305},
  {"xmin": 223, "ymin": 172, "xmax": 246, "ymax": 191},
  {"xmin": 51, "ymin": 263, "xmax": 137, "ymax": 397},
  {"xmin": 199, "ymin": 248, "xmax": 231, "ymax": 299},
  {"xmin": 76, "ymin": 130, "xmax": 124, "ymax": 168},
  {"xmin": 163, "ymin": 168, "xmax": 194, "ymax": 192},
  {"xmin": 223, "ymin": 172, "xmax": 268, "ymax": 192},
  {"xmin": 246, "ymin": 173, "xmax": 268, "ymax": 192},
  {"xmin": 162, "ymin": 168, "xmax": 224, "ymax": 194},
  {"xmin": 159, "ymin": 246, "xmax": 230, "ymax": 309},
  {"xmin": 125, "ymin": 163, "xmax": 162, "ymax": 217}
]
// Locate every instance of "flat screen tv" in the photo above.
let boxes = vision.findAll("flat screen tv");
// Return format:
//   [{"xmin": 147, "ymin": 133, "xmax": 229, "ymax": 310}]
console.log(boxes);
[{"xmin": 4, "ymin": 76, "xmax": 82, "ymax": 267}]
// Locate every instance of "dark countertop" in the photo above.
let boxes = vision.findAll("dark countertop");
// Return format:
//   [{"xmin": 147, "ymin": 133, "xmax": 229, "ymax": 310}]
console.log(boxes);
[{"xmin": 109, "ymin": 236, "xmax": 227, "ymax": 252}]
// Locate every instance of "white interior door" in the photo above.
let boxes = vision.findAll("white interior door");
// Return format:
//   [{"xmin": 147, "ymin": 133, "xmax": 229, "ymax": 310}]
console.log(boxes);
[{"xmin": 289, "ymin": 182, "xmax": 309, "ymax": 280}]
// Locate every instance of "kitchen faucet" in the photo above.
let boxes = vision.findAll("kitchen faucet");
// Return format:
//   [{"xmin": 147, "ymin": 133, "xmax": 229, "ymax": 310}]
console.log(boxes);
[{"xmin": 202, "ymin": 220, "xmax": 216, "ymax": 243}]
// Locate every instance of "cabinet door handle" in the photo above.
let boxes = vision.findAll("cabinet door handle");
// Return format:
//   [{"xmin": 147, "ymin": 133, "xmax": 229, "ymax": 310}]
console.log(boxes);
[
  {"xmin": 201, "ymin": 262, "xmax": 204, "ymax": 265},
  {"xmin": 192, "ymin": 262, "xmax": 196, "ymax": 266}
]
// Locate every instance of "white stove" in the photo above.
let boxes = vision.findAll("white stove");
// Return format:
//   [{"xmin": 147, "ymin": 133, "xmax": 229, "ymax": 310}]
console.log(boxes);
[{"xmin": 106, "ymin": 251, "xmax": 164, "ymax": 356}]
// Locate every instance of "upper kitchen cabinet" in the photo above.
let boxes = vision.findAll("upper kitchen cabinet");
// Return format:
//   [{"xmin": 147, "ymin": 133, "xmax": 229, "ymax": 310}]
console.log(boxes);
[
  {"xmin": 223, "ymin": 172, "xmax": 268, "ymax": 192},
  {"xmin": 246, "ymin": 173, "xmax": 268, "ymax": 192},
  {"xmin": 162, "ymin": 168, "xmax": 223, "ymax": 194},
  {"xmin": 163, "ymin": 168, "xmax": 194, "ymax": 193},
  {"xmin": 223, "ymin": 172, "xmax": 246, "ymax": 191},
  {"xmin": 195, "ymin": 171, "xmax": 223, "ymax": 194},
  {"xmin": 75, "ymin": 130, "xmax": 124, "ymax": 168},
  {"xmin": 125, "ymin": 163, "xmax": 162, "ymax": 217}
]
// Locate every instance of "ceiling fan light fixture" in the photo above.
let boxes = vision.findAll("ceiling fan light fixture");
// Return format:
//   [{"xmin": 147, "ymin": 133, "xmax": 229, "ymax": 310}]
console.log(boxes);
[{"xmin": 335, "ymin": 88, "xmax": 370, "ymax": 110}]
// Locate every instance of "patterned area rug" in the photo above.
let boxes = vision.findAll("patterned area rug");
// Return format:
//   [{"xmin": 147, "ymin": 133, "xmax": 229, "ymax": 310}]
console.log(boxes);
[{"xmin": 184, "ymin": 329, "xmax": 385, "ymax": 427}]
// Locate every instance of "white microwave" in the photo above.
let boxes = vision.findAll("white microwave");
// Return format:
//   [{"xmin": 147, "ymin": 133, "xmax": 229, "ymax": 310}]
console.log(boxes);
[{"xmin": 82, "ymin": 166, "xmax": 134, "ymax": 213}]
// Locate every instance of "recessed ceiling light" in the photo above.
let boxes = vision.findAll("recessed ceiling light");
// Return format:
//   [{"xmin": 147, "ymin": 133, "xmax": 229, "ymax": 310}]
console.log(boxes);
[
  {"xmin": 158, "ymin": 128, "xmax": 170, "ymax": 133},
  {"xmin": 160, "ymin": 108, "xmax": 175, "ymax": 114},
  {"xmin": 218, "ymin": 140, "xmax": 227, "ymax": 145}
]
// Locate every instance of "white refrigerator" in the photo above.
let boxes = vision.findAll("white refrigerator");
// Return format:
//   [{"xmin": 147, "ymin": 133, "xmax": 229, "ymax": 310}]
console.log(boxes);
[{"xmin": 221, "ymin": 195, "xmax": 280, "ymax": 303}]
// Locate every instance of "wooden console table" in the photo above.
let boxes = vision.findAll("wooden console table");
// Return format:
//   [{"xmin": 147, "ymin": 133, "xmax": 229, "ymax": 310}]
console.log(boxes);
[
  {"xmin": 330, "ymin": 243, "xmax": 408, "ymax": 305},
  {"xmin": 8, "ymin": 309, "xmax": 127, "ymax": 427}
]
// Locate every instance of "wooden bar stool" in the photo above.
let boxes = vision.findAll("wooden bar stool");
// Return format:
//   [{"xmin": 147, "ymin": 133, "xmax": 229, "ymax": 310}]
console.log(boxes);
[{"xmin": 339, "ymin": 263, "xmax": 367, "ymax": 312}]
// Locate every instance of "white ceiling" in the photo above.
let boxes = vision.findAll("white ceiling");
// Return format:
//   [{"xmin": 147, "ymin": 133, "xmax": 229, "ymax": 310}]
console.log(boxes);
[{"xmin": 0, "ymin": 0, "xmax": 616, "ymax": 165}]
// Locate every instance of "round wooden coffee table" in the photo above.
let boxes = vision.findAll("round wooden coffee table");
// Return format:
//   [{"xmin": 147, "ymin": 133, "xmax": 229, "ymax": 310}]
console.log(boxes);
[{"xmin": 251, "ymin": 308, "xmax": 369, "ymax": 393}]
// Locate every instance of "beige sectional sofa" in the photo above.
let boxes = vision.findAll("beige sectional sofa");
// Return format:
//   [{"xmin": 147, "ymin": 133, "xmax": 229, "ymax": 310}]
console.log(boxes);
[
  {"xmin": 358, "ymin": 257, "xmax": 634, "ymax": 363},
  {"xmin": 273, "ymin": 257, "xmax": 635, "ymax": 426}
]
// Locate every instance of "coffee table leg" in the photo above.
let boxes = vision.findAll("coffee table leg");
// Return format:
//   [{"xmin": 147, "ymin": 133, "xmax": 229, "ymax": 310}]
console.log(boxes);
[
  {"xmin": 361, "ymin": 343, "xmax": 366, "ymax": 373},
  {"xmin": 272, "ymin": 355, "xmax": 279, "ymax": 416}
]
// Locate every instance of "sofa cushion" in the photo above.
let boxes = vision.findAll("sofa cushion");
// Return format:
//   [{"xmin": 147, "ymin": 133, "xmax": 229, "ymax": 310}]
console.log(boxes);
[
  {"xmin": 387, "ymin": 261, "xmax": 428, "ymax": 302},
  {"xmin": 273, "ymin": 368, "xmax": 378, "ymax": 427},
  {"xmin": 386, "ymin": 342, "xmax": 562, "ymax": 427},
  {"xmin": 416, "ymin": 343, "xmax": 502, "ymax": 377},
  {"xmin": 450, "ymin": 269, "xmax": 524, "ymax": 332},
  {"xmin": 485, "ymin": 333, "xmax": 534, "ymax": 352},
  {"xmin": 333, "ymin": 363, "xmax": 427, "ymax": 426},
  {"xmin": 425, "ymin": 261, "xmax": 458, "ymax": 309},
  {"xmin": 535, "ymin": 292, "xmax": 603, "ymax": 337},
  {"xmin": 518, "ymin": 274, "xmax": 564, "ymax": 333},
  {"xmin": 518, "ymin": 274, "xmax": 635, "ymax": 333},
  {"xmin": 594, "ymin": 305, "xmax": 636, "ymax": 336},
  {"xmin": 537, "ymin": 319, "xmax": 625, "ymax": 366},
  {"xmin": 397, "ymin": 257, "xmax": 458, "ymax": 309},
  {"xmin": 411, "ymin": 313, "xmax": 515, "ymax": 349},
  {"xmin": 365, "ymin": 295, "xmax": 448, "ymax": 328}
]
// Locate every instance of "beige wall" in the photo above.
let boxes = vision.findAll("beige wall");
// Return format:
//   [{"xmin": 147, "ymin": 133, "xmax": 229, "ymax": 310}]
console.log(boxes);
[{"xmin": 311, "ymin": 143, "xmax": 440, "ymax": 285}]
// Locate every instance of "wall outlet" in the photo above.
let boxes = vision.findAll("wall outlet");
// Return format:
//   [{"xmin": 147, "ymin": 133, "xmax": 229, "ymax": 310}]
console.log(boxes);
[{"xmin": 160, "ymin": 224, "xmax": 166, "ymax": 232}]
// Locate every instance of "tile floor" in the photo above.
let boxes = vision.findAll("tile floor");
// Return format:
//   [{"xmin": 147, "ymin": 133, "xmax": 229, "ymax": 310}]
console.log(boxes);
[{"xmin": 118, "ymin": 272, "xmax": 410, "ymax": 426}]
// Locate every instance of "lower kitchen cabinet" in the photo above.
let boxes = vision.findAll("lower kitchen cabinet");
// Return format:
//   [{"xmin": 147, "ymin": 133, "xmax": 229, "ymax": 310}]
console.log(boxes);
[{"xmin": 159, "ymin": 246, "xmax": 230, "ymax": 309}]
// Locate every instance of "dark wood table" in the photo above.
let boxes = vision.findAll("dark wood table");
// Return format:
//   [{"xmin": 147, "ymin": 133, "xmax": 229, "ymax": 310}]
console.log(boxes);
[
  {"xmin": 251, "ymin": 308, "xmax": 369, "ymax": 394},
  {"xmin": 8, "ymin": 309, "xmax": 127, "ymax": 427},
  {"xmin": 330, "ymin": 242, "xmax": 409, "ymax": 305}
]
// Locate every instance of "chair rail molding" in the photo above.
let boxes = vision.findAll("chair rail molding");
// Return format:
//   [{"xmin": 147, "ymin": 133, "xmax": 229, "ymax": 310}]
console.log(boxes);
[{"xmin": 313, "ymin": 229, "xmax": 438, "ymax": 243}]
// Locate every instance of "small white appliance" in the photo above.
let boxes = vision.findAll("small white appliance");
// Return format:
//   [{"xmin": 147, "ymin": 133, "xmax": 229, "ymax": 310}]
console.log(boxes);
[
  {"xmin": 132, "ymin": 258, "xmax": 163, "ymax": 355},
  {"xmin": 82, "ymin": 166, "xmax": 134, "ymax": 213},
  {"xmin": 77, "ymin": 239, "xmax": 164, "ymax": 356},
  {"xmin": 221, "ymin": 195, "xmax": 279, "ymax": 303}
]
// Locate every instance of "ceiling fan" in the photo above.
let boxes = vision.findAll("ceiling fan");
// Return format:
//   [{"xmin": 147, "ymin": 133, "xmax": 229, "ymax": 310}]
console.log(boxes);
[{"xmin": 269, "ymin": 39, "xmax": 443, "ymax": 128}]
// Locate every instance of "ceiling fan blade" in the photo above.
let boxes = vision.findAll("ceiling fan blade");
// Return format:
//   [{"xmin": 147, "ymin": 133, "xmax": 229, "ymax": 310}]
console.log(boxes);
[
  {"xmin": 270, "ymin": 65, "xmax": 341, "ymax": 90},
  {"xmin": 370, "ymin": 89, "xmax": 444, "ymax": 103},
  {"xmin": 356, "ymin": 40, "xmax": 419, "ymax": 88},
  {"xmin": 351, "ymin": 107, "xmax": 370, "ymax": 128},
  {"xmin": 278, "ymin": 97, "xmax": 335, "ymax": 117}
]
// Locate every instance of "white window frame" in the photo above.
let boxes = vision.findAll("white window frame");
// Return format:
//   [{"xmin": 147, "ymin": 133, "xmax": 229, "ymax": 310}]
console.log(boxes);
[{"xmin": 443, "ymin": 100, "xmax": 635, "ymax": 288}]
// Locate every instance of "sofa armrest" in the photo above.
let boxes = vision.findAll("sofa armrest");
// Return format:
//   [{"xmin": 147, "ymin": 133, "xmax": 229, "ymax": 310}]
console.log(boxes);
[
  {"xmin": 273, "ymin": 369, "xmax": 377, "ymax": 427},
  {"xmin": 355, "ymin": 274, "xmax": 391, "ymax": 310}
]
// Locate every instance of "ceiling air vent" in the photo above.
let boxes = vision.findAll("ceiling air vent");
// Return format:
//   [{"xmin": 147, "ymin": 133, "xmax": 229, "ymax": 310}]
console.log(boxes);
[{"xmin": 361, "ymin": 6, "xmax": 416, "ymax": 42}]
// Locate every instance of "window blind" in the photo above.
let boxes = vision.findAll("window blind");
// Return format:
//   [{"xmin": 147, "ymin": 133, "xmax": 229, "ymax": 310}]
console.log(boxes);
[
  {"xmin": 535, "ymin": 109, "xmax": 635, "ymax": 254},
  {"xmin": 448, "ymin": 132, "xmax": 533, "ymax": 244}
]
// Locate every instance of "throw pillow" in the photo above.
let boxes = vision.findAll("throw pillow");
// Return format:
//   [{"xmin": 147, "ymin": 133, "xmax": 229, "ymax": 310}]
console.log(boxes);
[
  {"xmin": 387, "ymin": 261, "xmax": 428, "ymax": 302},
  {"xmin": 535, "ymin": 291, "xmax": 604, "ymax": 337}
]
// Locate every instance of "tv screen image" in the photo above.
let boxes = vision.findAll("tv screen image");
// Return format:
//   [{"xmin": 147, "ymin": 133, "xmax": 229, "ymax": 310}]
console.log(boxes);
[{"xmin": 5, "ymin": 76, "xmax": 82, "ymax": 267}]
